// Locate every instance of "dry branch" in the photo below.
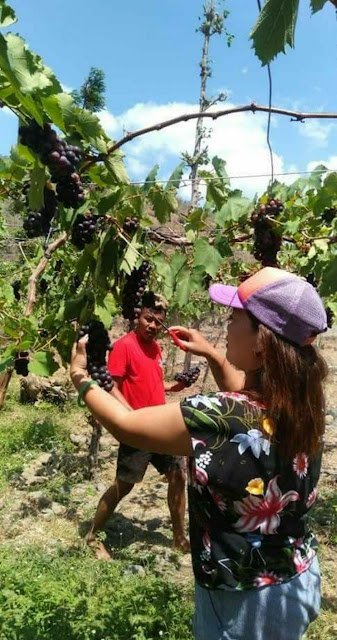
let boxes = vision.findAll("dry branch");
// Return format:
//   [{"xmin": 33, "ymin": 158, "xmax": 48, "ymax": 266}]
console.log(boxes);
[
  {"xmin": 82, "ymin": 103, "xmax": 337, "ymax": 168},
  {"xmin": 25, "ymin": 233, "xmax": 67, "ymax": 316}
]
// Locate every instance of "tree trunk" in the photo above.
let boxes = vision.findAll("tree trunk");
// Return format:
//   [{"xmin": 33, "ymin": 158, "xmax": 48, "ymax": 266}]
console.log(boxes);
[
  {"xmin": 0, "ymin": 369, "xmax": 13, "ymax": 409},
  {"xmin": 86, "ymin": 416, "xmax": 102, "ymax": 479}
]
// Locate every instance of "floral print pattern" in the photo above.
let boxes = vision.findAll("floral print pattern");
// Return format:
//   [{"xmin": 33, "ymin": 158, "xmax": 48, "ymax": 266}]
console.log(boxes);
[
  {"xmin": 181, "ymin": 392, "xmax": 322, "ymax": 591},
  {"xmin": 233, "ymin": 476, "xmax": 299, "ymax": 534}
]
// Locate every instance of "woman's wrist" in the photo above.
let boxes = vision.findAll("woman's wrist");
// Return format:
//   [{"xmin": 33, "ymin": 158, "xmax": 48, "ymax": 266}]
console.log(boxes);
[{"xmin": 71, "ymin": 370, "xmax": 91, "ymax": 391}]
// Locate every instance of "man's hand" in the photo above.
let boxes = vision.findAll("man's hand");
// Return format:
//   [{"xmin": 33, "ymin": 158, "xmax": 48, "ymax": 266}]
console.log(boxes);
[
  {"xmin": 164, "ymin": 380, "xmax": 186, "ymax": 393},
  {"xmin": 169, "ymin": 326, "xmax": 214, "ymax": 358}
]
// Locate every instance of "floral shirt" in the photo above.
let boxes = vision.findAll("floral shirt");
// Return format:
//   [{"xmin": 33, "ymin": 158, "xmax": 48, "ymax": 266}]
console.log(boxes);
[{"xmin": 180, "ymin": 392, "xmax": 322, "ymax": 591}]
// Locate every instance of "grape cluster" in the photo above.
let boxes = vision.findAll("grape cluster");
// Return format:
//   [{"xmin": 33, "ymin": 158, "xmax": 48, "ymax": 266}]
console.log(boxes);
[
  {"xmin": 121, "ymin": 262, "xmax": 151, "ymax": 320},
  {"xmin": 19, "ymin": 120, "xmax": 85, "ymax": 209},
  {"xmin": 174, "ymin": 366, "xmax": 200, "ymax": 387},
  {"xmin": 322, "ymin": 207, "xmax": 337, "ymax": 225},
  {"xmin": 123, "ymin": 217, "xmax": 139, "ymax": 234},
  {"xmin": 251, "ymin": 199, "xmax": 283, "ymax": 267},
  {"xmin": 23, "ymin": 187, "xmax": 57, "ymax": 238},
  {"xmin": 71, "ymin": 212, "xmax": 98, "ymax": 250},
  {"xmin": 12, "ymin": 280, "xmax": 21, "ymax": 301},
  {"xmin": 78, "ymin": 321, "xmax": 114, "ymax": 392},
  {"xmin": 14, "ymin": 351, "xmax": 29, "ymax": 377}
]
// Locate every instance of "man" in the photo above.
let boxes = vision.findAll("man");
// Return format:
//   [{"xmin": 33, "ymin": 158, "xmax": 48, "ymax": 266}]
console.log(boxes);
[{"xmin": 85, "ymin": 293, "xmax": 190, "ymax": 559}]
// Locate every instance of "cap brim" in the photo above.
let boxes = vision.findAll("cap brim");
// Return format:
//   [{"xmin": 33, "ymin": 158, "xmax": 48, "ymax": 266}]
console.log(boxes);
[{"xmin": 208, "ymin": 284, "xmax": 244, "ymax": 309}]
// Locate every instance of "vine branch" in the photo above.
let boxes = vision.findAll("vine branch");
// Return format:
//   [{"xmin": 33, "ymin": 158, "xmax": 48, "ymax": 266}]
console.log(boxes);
[
  {"xmin": 83, "ymin": 103, "xmax": 337, "ymax": 169},
  {"xmin": 25, "ymin": 232, "xmax": 67, "ymax": 316}
]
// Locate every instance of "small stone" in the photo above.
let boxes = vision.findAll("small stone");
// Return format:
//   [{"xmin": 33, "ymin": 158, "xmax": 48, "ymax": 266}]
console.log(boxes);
[
  {"xmin": 124, "ymin": 564, "xmax": 146, "ymax": 577},
  {"xmin": 96, "ymin": 482, "xmax": 106, "ymax": 493},
  {"xmin": 325, "ymin": 414, "xmax": 334, "ymax": 426},
  {"xmin": 51, "ymin": 502, "xmax": 66, "ymax": 516},
  {"xmin": 41, "ymin": 508, "xmax": 54, "ymax": 518},
  {"xmin": 28, "ymin": 491, "xmax": 51, "ymax": 510},
  {"xmin": 23, "ymin": 474, "xmax": 48, "ymax": 486},
  {"xmin": 70, "ymin": 434, "xmax": 88, "ymax": 446},
  {"xmin": 36, "ymin": 452, "xmax": 53, "ymax": 465},
  {"xmin": 98, "ymin": 450, "xmax": 111, "ymax": 459}
]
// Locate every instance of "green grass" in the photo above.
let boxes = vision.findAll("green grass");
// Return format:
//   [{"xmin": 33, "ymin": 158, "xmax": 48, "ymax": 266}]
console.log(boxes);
[{"xmin": 0, "ymin": 545, "xmax": 193, "ymax": 640}]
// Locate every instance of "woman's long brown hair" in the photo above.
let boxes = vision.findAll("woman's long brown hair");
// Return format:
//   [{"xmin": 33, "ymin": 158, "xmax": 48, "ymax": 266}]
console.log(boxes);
[{"xmin": 250, "ymin": 319, "xmax": 328, "ymax": 459}]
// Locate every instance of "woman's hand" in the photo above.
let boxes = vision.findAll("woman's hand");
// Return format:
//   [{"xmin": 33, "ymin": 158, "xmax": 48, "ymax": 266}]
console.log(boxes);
[
  {"xmin": 169, "ymin": 326, "xmax": 214, "ymax": 358},
  {"xmin": 70, "ymin": 336, "xmax": 90, "ymax": 391}
]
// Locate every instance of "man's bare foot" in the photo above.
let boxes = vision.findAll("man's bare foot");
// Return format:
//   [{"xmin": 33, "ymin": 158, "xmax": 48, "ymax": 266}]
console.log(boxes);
[
  {"xmin": 84, "ymin": 532, "xmax": 112, "ymax": 561},
  {"xmin": 173, "ymin": 536, "xmax": 190, "ymax": 553}
]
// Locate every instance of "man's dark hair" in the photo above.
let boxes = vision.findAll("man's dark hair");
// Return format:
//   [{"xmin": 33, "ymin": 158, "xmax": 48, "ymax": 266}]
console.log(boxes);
[{"xmin": 141, "ymin": 291, "xmax": 167, "ymax": 315}]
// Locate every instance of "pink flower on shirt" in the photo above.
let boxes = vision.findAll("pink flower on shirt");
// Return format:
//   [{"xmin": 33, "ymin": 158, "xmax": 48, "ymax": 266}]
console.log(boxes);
[{"xmin": 233, "ymin": 476, "xmax": 300, "ymax": 534}]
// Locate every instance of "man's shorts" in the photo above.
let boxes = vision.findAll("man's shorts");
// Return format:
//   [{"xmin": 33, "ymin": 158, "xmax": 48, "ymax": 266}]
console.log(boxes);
[{"xmin": 116, "ymin": 443, "xmax": 185, "ymax": 484}]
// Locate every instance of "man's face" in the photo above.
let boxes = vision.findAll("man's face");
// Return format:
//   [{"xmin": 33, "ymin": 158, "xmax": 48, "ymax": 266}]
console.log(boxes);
[{"xmin": 136, "ymin": 307, "xmax": 166, "ymax": 342}]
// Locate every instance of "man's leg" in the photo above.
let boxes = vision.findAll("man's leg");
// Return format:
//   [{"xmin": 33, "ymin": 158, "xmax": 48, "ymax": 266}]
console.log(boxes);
[
  {"xmin": 165, "ymin": 468, "xmax": 190, "ymax": 553},
  {"xmin": 85, "ymin": 443, "xmax": 150, "ymax": 559},
  {"xmin": 85, "ymin": 479, "xmax": 133, "ymax": 559}
]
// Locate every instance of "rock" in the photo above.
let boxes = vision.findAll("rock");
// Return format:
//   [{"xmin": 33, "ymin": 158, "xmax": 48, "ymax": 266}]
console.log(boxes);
[
  {"xmin": 22, "ymin": 474, "xmax": 48, "ymax": 487},
  {"xmin": 18, "ymin": 500, "xmax": 37, "ymax": 517},
  {"xmin": 95, "ymin": 482, "xmax": 106, "ymax": 493},
  {"xmin": 41, "ymin": 508, "xmax": 54, "ymax": 518},
  {"xmin": 98, "ymin": 450, "xmax": 111, "ymax": 460},
  {"xmin": 100, "ymin": 436, "xmax": 117, "ymax": 450},
  {"xmin": 146, "ymin": 517, "xmax": 162, "ymax": 532},
  {"xmin": 70, "ymin": 434, "xmax": 89, "ymax": 447},
  {"xmin": 51, "ymin": 502, "xmax": 66, "ymax": 516},
  {"xmin": 28, "ymin": 491, "xmax": 51, "ymax": 510},
  {"xmin": 36, "ymin": 452, "xmax": 53, "ymax": 466},
  {"xmin": 124, "ymin": 564, "xmax": 146, "ymax": 577},
  {"xmin": 325, "ymin": 414, "xmax": 334, "ymax": 425}
]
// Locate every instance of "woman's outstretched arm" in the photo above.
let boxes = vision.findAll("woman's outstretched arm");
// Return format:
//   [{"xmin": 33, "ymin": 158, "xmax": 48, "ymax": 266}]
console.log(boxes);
[{"xmin": 70, "ymin": 339, "xmax": 193, "ymax": 457}]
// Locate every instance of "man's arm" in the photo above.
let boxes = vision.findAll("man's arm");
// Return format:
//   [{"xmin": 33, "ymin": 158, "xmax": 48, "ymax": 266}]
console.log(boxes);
[
  {"xmin": 163, "ymin": 380, "xmax": 186, "ymax": 393},
  {"xmin": 169, "ymin": 326, "xmax": 245, "ymax": 392}
]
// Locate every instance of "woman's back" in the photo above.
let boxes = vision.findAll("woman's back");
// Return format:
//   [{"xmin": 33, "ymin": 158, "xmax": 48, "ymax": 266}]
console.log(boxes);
[{"xmin": 181, "ymin": 391, "xmax": 322, "ymax": 591}]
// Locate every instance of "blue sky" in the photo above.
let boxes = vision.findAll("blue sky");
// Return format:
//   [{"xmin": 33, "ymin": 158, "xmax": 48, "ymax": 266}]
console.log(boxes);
[{"xmin": 1, "ymin": 0, "xmax": 337, "ymax": 196}]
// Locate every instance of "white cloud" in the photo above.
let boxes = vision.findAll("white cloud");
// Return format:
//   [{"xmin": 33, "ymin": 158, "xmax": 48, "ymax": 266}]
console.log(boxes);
[
  {"xmin": 241, "ymin": 67, "xmax": 248, "ymax": 75},
  {"xmin": 100, "ymin": 100, "xmax": 285, "ymax": 197},
  {"xmin": 307, "ymin": 156, "xmax": 337, "ymax": 173},
  {"xmin": 97, "ymin": 108, "xmax": 119, "ymax": 135},
  {"xmin": 299, "ymin": 119, "xmax": 334, "ymax": 147},
  {"xmin": 61, "ymin": 83, "xmax": 73, "ymax": 93}
]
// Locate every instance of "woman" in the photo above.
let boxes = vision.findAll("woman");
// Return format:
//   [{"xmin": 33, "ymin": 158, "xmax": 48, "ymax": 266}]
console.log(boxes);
[{"xmin": 71, "ymin": 267, "xmax": 328, "ymax": 640}]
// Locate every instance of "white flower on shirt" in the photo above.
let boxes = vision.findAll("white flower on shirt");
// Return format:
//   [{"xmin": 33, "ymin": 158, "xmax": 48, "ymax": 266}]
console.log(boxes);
[
  {"xmin": 189, "ymin": 395, "xmax": 222, "ymax": 410},
  {"xmin": 230, "ymin": 429, "xmax": 270, "ymax": 458}
]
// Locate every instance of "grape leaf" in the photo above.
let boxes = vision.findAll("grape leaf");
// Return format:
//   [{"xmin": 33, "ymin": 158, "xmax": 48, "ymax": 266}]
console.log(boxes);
[
  {"xmin": 212, "ymin": 156, "xmax": 230, "ymax": 186},
  {"xmin": 250, "ymin": 0, "xmax": 300, "ymax": 65},
  {"xmin": 28, "ymin": 163, "xmax": 45, "ymax": 211},
  {"xmin": 165, "ymin": 162, "xmax": 185, "ymax": 191},
  {"xmin": 215, "ymin": 195, "xmax": 252, "ymax": 225},
  {"xmin": 29, "ymin": 351, "xmax": 59, "ymax": 377},
  {"xmin": 119, "ymin": 234, "xmax": 141, "ymax": 275},
  {"xmin": 10, "ymin": 143, "xmax": 34, "ymax": 167},
  {"xmin": 104, "ymin": 153, "xmax": 129, "ymax": 184},
  {"xmin": 193, "ymin": 238, "xmax": 222, "ymax": 278},
  {"xmin": 311, "ymin": 0, "xmax": 329, "ymax": 12},
  {"xmin": 41, "ymin": 94, "xmax": 66, "ymax": 130},
  {"xmin": 320, "ymin": 256, "xmax": 337, "ymax": 296},
  {"xmin": 175, "ymin": 268, "xmax": 191, "ymax": 307},
  {"xmin": 0, "ymin": 1, "xmax": 17, "ymax": 27},
  {"xmin": 94, "ymin": 293, "xmax": 117, "ymax": 328},
  {"xmin": 0, "ymin": 355, "xmax": 14, "ymax": 373},
  {"xmin": 144, "ymin": 165, "xmax": 159, "ymax": 193}
]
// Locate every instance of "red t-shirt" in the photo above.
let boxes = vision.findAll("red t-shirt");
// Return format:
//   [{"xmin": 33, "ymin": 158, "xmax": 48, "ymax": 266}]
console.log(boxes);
[{"xmin": 107, "ymin": 331, "xmax": 165, "ymax": 409}]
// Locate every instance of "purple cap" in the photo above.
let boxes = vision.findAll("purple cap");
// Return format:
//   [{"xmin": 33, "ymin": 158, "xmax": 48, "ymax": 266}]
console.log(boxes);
[{"xmin": 209, "ymin": 267, "xmax": 328, "ymax": 346}]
